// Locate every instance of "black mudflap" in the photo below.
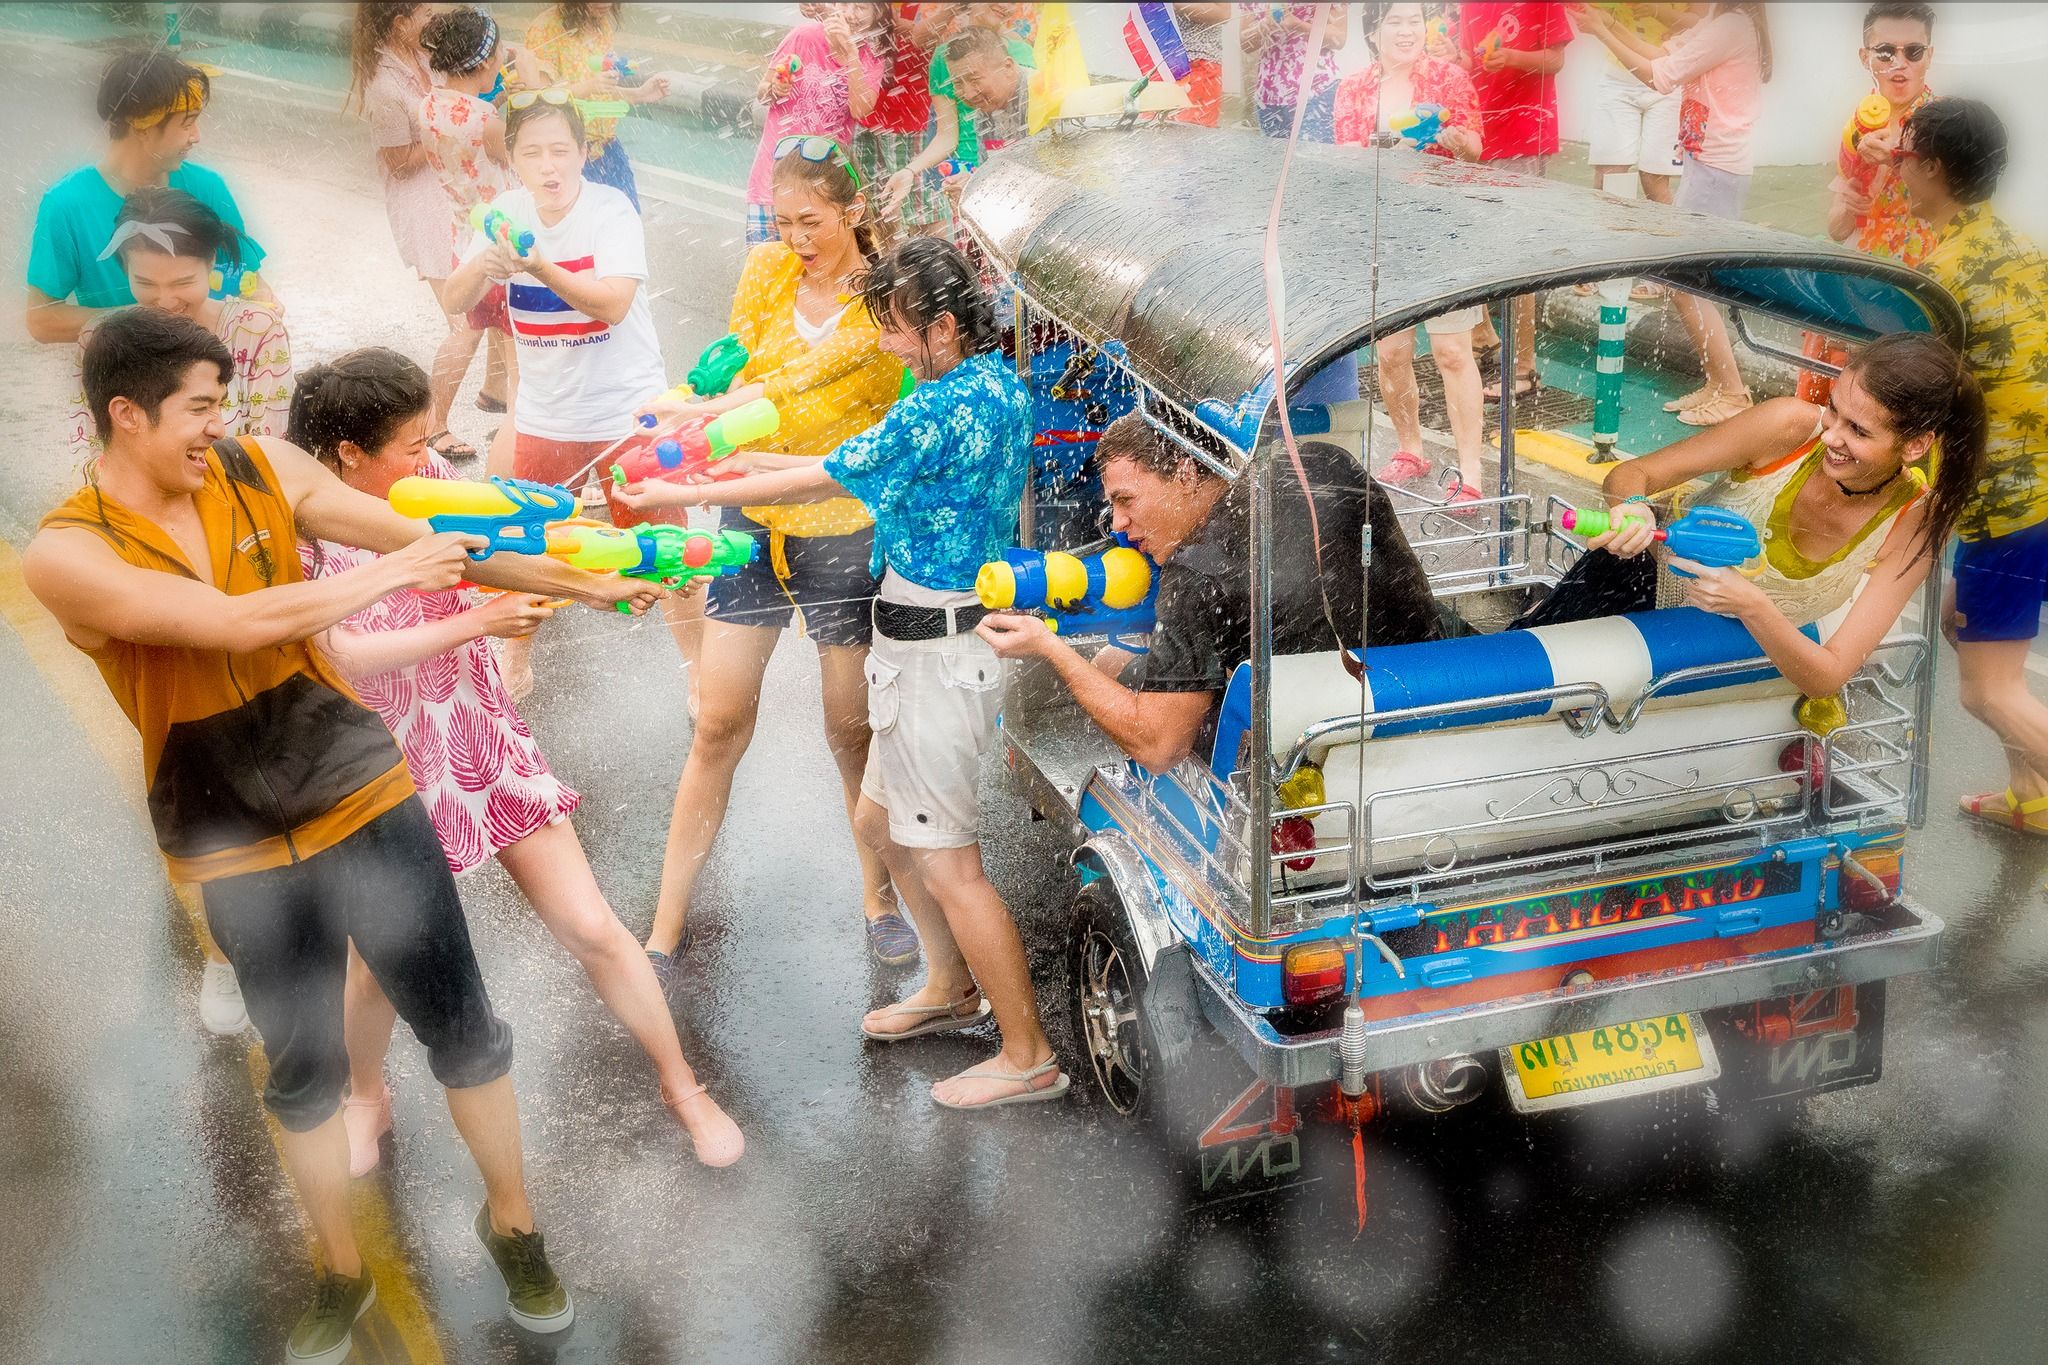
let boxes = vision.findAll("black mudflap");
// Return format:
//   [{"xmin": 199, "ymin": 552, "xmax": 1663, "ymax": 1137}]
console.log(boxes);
[{"xmin": 1703, "ymin": 982, "xmax": 1888, "ymax": 1105}]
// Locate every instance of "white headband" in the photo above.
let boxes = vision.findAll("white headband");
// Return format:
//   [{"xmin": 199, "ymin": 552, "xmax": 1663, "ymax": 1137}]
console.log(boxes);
[{"xmin": 97, "ymin": 221, "xmax": 189, "ymax": 261}]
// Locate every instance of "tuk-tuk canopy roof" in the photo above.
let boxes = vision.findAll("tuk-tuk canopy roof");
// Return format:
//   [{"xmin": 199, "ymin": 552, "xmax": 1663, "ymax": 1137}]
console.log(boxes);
[{"xmin": 960, "ymin": 125, "xmax": 1964, "ymax": 453}]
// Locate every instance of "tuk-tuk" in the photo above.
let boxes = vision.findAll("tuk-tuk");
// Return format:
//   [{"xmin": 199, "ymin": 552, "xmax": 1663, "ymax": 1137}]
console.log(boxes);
[{"xmin": 959, "ymin": 124, "xmax": 1959, "ymax": 1172}]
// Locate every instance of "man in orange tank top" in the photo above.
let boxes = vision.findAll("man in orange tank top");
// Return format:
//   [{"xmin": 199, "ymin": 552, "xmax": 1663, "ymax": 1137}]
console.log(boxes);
[{"xmin": 24, "ymin": 309, "xmax": 658, "ymax": 1363}]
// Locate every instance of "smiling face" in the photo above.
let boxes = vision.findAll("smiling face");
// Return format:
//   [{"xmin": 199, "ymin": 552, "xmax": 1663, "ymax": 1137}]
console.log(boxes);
[
  {"xmin": 123, "ymin": 244, "xmax": 213, "ymax": 319},
  {"xmin": 948, "ymin": 48, "xmax": 1020, "ymax": 115},
  {"xmin": 108, "ymin": 359, "xmax": 228, "ymax": 494},
  {"xmin": 134, "ymin": 108, "xmax": 203, "ymax": 174},
  {"xmin": 337, "ymin": 410, "xmax": 434, "ymax": 498},
  {"xmin": 1373, "ymin": 2, "xmax": 1427, "ymax": 67},
  {"xmin": 510, "ymin": 105, "xmax": 586, "ymax": 216},
  {"xmin": 1861, "ymin": 16, "xmax": 1932, "ymax": 105},
  {"xmin": 1820, "ymin": 366, "xmax": 1928, "ymax": 491}
]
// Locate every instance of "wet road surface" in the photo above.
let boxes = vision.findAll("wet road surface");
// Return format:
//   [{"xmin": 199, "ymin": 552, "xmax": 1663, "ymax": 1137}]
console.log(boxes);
[{"xmin": 2, "ymin": 13, "xmax": 2047, "ymax": 1365}]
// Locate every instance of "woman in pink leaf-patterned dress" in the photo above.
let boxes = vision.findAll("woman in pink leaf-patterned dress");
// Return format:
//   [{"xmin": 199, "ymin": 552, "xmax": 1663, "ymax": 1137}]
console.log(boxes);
[{"xmin": 287, "ymin": 347, "xmax": 742, "ymax": 1174}]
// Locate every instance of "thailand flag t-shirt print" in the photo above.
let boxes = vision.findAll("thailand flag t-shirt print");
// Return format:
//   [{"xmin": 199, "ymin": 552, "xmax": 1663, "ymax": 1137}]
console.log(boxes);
[{"xmin": 465, "ymin": 180, "xmax": 666, "ymax": 442}]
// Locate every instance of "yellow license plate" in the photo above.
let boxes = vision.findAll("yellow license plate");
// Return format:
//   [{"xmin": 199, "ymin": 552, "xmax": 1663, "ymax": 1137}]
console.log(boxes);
[{"xmin": 1501, "ymin": 1012, "xmax": 1720, "ymax": 1113}]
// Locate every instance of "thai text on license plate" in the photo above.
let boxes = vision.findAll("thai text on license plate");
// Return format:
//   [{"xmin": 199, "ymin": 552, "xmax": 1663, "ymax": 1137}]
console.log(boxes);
[{"xmin": 1501, "ymin": 1013, "xmax": 1720, "ymax": 1113}]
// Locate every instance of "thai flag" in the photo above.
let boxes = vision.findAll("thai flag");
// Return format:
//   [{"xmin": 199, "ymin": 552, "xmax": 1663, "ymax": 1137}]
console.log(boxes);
[
  {"xmin": 507, "ymin": 256, "xmax": 609, "ymax": 339},
  {"xmin": 1122, "ymin": 3, "xmax": 1190, "ymax": 82}
]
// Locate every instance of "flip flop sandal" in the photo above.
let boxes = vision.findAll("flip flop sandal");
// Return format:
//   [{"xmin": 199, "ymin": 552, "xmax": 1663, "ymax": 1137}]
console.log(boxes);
[
  {"xmin": 1483, "ymin": 373, "xmax": 1539, "ymax": 404},
  {"xmin": 860, "ymin": 994, "xmax": 991, "ymax": 1042},
  {"xmin": 663, "ymin": 1083, "xmax": 745, "ymax": 1168},
  {"xmin": 475, "ymin": 393, "xmax": 508, "ymax": 414},
  {"xmin": 428, "ymin": 429, "xmax": 478, "ymax": 459},
  {"xmin": 931, "ymin": 1055, "xmax": 1072, "ymax": 1112},
  {"xmin": 1959, "ymin": 789, "xmax": 2048, "ymax": 838},
  {"xmin": 1676, "ymin": 390, "xmax": 1753, "ymax": 427}
]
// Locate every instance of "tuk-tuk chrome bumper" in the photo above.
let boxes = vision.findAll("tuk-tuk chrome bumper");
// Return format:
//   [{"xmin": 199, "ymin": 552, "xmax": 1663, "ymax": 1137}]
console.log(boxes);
[{"xmin": 1192, "ymin": 899, "xmax": 1944, "ymax": 1088}]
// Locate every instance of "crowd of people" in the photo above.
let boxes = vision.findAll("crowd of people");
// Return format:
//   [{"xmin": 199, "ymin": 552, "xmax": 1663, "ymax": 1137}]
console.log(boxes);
[{"xmin": 15, "ymin": 3, "xmax": 2047, "ymax": 1362}]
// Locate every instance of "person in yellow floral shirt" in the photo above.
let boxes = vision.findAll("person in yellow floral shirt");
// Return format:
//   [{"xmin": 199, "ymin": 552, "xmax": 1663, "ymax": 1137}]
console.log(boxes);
[
  {"xmin": 631, "ymin": 137, "xmax": 915, "ymax": 982},
  {"xmin": 1898, "ymin": 98, "xmax": 2048, "ymax": 837}
]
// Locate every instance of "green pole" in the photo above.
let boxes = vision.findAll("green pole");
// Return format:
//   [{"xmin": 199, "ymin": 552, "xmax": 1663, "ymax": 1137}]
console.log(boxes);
[{"xmin": 164, "ymin": 4, "xmax": 182, "ymax": 51}]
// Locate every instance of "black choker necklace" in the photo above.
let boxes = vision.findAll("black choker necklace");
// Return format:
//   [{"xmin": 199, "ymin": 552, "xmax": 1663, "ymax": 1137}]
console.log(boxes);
[{"xmin": 1836, "ymin": 467, "xmax": 1901, "ymax": 498}]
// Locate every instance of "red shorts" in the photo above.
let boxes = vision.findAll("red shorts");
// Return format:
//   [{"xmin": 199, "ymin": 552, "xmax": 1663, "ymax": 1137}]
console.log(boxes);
[
  {"xmin": 1177, "ymin": 58, "xmax": 1222, "ymax": 127},
  {"xmin": 512, "ymin": 430, "xmax": 636, "ymax": 527},
  {"xmin": 467, "ymin": 283, "xmax": 510, "ymax": 335}
]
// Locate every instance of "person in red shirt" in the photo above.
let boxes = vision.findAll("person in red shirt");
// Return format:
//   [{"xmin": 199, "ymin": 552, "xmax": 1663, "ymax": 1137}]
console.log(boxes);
[
  {"xmin": 1454, "ymin": 2, "xmax": 1572, "ymax": 401},
  {"xmin": 854, "ymin": 4, "xmax": 951, "ymax": 239}
]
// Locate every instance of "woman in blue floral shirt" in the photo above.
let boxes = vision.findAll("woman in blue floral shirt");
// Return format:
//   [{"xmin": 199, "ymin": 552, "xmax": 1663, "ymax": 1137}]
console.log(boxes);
[{"xmin": 619, "ymin": 237, "xmax": 1066, "ymax": 1111}]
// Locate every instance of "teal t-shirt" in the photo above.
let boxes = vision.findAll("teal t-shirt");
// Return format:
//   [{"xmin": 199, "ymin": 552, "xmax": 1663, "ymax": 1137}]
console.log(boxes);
[
  {"xmin": 26, "ymin": 162, "xmax": 266, "ymax": 308},
  {"xmin": 929, "ymin": 38, "xmax": 1034, "ymax": 169}
]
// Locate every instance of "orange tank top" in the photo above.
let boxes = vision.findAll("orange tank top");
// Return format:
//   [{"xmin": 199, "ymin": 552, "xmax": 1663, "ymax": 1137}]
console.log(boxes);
[{"xmin": 38, "ymin": 438, "xmax": 415, "ymax": 882}]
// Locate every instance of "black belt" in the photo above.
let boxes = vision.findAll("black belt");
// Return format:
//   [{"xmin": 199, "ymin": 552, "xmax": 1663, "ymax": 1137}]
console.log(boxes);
[{"xmin": 872, "ymin": 598, "xmax": 990, "ymax": 642}]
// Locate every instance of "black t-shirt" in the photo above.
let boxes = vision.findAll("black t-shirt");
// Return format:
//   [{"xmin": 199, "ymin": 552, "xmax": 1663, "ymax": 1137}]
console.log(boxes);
[{"xmin": 1134, "ymin": 442, "xmax": 1441, "ymax": 703}]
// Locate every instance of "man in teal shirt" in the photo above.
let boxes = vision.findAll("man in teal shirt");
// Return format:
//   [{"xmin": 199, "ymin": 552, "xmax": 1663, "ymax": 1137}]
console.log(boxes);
[{"xmin": 26, "ymin": 49, "xmax": 268, "ymax": 344}]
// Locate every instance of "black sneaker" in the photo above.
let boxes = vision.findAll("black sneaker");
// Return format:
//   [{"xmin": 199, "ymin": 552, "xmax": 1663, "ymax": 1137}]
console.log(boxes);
[
  {"xmin": 474, "ymin": 1205, "xmax": 574, "ymax": 1333},
  {"xmin": 286, "ymin": 1270, "xmax": 375, "ymax": 1364}
]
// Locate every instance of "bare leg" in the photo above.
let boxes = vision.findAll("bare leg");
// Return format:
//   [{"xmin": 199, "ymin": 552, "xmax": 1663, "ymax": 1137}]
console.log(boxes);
[
  {"xmin": 499, "ymin": 634, "xmax": 535, "ymax": 703},
  {"xmin": 1374, "ymin": 327, "xmax": 1425, "ymax": 455},
  {"xmin": 816, "ymin": 641, "xmax": 899, "ymax": 920},
  {"xmin": 1431, "ymin": 328, "xmax": 1487, "ymax": 492},
  {"xmin": 1639, "ymin": 171, "xmax": 1676, "ymax": 207},
  {"xmin": 855, "ymin": 797, "xmax": 976, "ymax": 1019},
  {"xmin": 1956, "ymin": 637, "xmax": 2048, "ymax": 802},
  {"xmin": 497, "ymin": 822, "xmax": 741, "ymax": 1161},
  {"xmin": 481, "ymin": 326, "xmax": 512, "ymax": 406},
  {"xmin": 1513, "ymin": 294, "xmax": 1538, "ymax": 386},
  {"xmin": 484, "ymin": 361, "xmax": 519, "ymax": 481},
  {"xmin": 442, "ymin": 1075, "xmax": 535, "ymax": 1236},
  {"xmin": 275, "ymin": 1112, "xmax": 362, "ymax": 1276},
  {"xmin": 644, "ymin": 618, "xmax": 781, "ymax": 956},
  {"xmin": 661, "ymin": 581, "xmax": 707, "ymax": 720},
  {"xmin": 343, "ymin": 942, "xmax": 399, "ymax": 1099},
  {"xmin": 424, "ymin": 276, "xmax": 486, "ymax": 442},
  {"xmin": 1669, "ymin": 292, "xmax": 1747, "ymax": 396}
]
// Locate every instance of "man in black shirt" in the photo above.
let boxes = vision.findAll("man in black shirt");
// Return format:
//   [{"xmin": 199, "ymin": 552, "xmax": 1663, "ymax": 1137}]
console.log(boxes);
[{"xmin": 978, "ymin": 414, "xmax": 1442, "ymax": 771}]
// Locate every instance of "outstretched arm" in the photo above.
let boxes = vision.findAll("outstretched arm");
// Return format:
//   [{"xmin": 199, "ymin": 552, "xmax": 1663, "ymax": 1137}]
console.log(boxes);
[{"xmin": 977, "ymin": 615, "xmax": 1215, "ymax": 772}]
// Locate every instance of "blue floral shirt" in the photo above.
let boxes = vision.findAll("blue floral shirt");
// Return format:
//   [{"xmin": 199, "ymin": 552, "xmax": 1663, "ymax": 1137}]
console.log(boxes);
[{"xmin": 823, "ymin": 350, "xmax": 1032, "ymax": 590}]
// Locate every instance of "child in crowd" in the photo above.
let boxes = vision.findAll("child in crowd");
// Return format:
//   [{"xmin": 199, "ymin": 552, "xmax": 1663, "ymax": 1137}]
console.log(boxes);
[
  {"xmin": 419, "ymin": 6, "xmax": 523, "ymax": 474},
  {"xmin": 619, "ymin": 238, "xmax": 1062, "ymax": 1111},
  {"xmin": 1577, "ymin": 1, "xmax": 1771, "ymax": 427},
  {"xmin": 632, "ymin": 136, "xmax": 910, "ymax": 981},
  {"xmin": 1335, "ymin": 1, "xmax": 1488, "ymax": 507},
  {"xmin": 1893, "ymin": 100, "xmax": 2048, "ymax": 837},
  {"xmin": 27, "ymin": 50, "xmax": 270, "ymax": 347},
  {"xmin": 68, "ymin": 189, "xmax": 292, "ymax": 466},
  {"xmin": 1240, "ymin": 3, "xmax": 1349, "ymax": 141},
  {"xmin": 1454, "ymin": 1, "xmax": 1571, "ymax": 402},
  {"xmin": 444, "ymin": 93, "xmax": 666, "ymax": 698},
  {"xmin": 287, "ymin": 347, "xmax": 743, "ymax": 1172},
  {"xmin": 748, "ymin": 3, "xmax": 887, "ymax": 245},
  {"xmin": 524, "ymin": 1, "xmax": 672, "ymax": 211},
  {"xmin": 350, "ymin": 1, "xmax": 499, "ymax": 459}
]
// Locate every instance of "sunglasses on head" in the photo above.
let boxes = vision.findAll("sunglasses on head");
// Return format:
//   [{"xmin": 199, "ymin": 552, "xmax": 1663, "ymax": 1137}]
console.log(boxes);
[
  {"xmin": 507, "ymin": 86, "xmax": 573, "ymax": 110},
  {"xmin": 774, "ymin": 134, "xmax": 862, "ymax": 189},
  {"xmin": 1869, "ymin": 42, "xmax": 1929, "ymax": 64}
]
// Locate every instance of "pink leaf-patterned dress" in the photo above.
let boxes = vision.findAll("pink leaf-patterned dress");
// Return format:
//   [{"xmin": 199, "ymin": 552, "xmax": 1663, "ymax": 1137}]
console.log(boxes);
[{"xmin": 299, "ymin": 463, "xmax": 578, "ymax": 875}]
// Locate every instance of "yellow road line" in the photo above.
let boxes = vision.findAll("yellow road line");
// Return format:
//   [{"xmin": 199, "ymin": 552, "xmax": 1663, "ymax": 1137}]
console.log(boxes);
[{"xmin": 0, "ymin": 542, "xmax": 446, "ymax": 1365}]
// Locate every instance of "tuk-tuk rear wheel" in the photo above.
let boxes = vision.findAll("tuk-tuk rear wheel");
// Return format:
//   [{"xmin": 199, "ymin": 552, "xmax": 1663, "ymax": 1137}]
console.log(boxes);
[{"xmin": 1067, "ymin": 887, "xmax": 1152, "ymax": 1119}]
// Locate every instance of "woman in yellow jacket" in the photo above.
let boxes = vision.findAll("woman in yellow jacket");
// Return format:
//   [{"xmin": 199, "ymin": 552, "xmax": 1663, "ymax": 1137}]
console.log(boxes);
[{"xmin": 640, "ymin": 136, "xmax": 913, "ymax": 980}]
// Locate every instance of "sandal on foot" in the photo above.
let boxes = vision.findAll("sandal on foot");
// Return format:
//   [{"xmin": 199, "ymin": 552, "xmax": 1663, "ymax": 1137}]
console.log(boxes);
[
  {"xmin": 1662, "ymin": 384, "xmax": 1716, "ymax": 414},
  {"xmin": 1483, "ymin": 372, "xmax": 1538, "ymax": 404},
  {"xmin": 663, "ymin": 1083, "xmax": 745, "ymax": 1168},
  {"xmin": 475, "ymin": 392, "xmax": 508, "ymax": 414},
  {"xmin": 1960, "ymin": 789, "xmax": 2048, "ymax": 838},
  {"xmin": 860, "ymin": 992, "xmax": 990, "ymax": 1041},
  {"xmin": 1378, "ymin": 448, "xmax": 1433, "ymax": 488},
  {"xmin": 1676, "ymin": 388, "xmax": 1753, "ymax": 427},
  {"xmin": 428, "ymin": 429, "xmax": 477, "ymax": 459},
  {"xmin": 931, "ymin": 1055, "xmax": 1071, "ymax": 1112}
]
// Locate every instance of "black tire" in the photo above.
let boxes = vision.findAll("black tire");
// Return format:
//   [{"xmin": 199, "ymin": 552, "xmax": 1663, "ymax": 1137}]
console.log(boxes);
[{"xmin": 1065, "ymin": 884, "xmax": 1157, "ymax": 1122}]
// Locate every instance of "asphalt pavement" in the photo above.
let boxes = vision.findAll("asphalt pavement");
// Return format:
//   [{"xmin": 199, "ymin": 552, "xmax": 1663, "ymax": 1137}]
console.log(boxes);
[{"xmin": 1, "ymin": 12, "xmax": 2046, "ymax": 1365}]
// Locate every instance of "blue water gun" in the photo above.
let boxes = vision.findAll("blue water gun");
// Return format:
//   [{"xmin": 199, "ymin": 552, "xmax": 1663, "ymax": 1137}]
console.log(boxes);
[
  {"xmin": 388, "ymin": 475, "xmax": 581, "ymax": 561},
  {"xmin": 1559, "ymin": 504, "xmax": 1763, "ymax": 578},
  {"xmin": 976, "ymin": 536, "xmax": 1158, "ymax": 651},
  {"xmin": 1390, "ymin": 103, "xmax": 1445, "ymax": 151}
]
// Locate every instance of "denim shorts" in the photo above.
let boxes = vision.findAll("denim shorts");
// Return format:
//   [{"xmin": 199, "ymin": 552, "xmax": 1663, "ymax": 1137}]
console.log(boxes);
[{"xmin": 704, "ymin": 508, "xmax": 879, "ymax": 647}]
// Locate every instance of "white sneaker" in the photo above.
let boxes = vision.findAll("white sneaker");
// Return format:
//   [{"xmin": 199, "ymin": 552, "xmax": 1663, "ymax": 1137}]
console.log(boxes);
[{"xmin": 198, "ymin": 959, "xmax": 250, "ymax": 1036}]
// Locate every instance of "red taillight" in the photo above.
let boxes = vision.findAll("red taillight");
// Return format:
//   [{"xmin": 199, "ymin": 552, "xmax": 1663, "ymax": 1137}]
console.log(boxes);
[
  {"xmin": 1273, "ymin": 814, "xmax": 1317, "ymax": 873},
  {"xmin": 1779, "ymin": 738, "xmax": 1827, "ymax": 791},
  {"xmin": 1283, "ymin": 940, "xmax": 1347, "ymax": 1006},
  {"xmin": 1841, "ymin": 847, "xmax": 1902, "ymax": 910}
]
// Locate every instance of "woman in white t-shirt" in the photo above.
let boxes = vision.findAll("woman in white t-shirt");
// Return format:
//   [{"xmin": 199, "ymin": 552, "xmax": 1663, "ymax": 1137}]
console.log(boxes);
[{"xmin": 446, "ymin": 92, "xmax": 666, "ymax": 694}]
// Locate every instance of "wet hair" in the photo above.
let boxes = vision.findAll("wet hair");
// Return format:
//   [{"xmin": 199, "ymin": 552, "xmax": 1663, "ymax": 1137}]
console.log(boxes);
[
  {"xmin": 1903, "ymin": 98, "xmax": 2007, "ymax": 204},
  {"xmin": 859, "ymin": 237, "xmax": 1000, "ymax": 356},
  {"xmin": 97, "ymin": 49, "xmax": 209, "ymax": 135},
  {"xmin": 1863, "ymin": 2, "xmax": 1936, "ymax": 39},
  {"xmin": 83, "ymin": 307, "xmax": 232, "ymax": 443},
  {"xmin": 286, "ymin": 347, "xmax": 433, "ymax": 472},
  {"xmin": 553, "ymin": 2, "xmax": 620, "ymax": 37},
  {"xmin": 1839, "ymin": 332, "xmax": 1985, "ymax": 556},
  {"xmin": 1096, "ymin": 413, "xmax": 1191, "ymax": 480},
  {"xmin": 421, "ymin": 7, "xmax": 500, "ymax": 77},
  {"xmin": 771, "ymin": 144, "xmax": 880, "ymax": 262},
  {"xmin": 112, "ymin": 187, "xmax": 242, "ymax": 269},
  {"xmin": 506, "ymin": 96, "xmax": 588, "ymax": 151},
  {"xmin": 943, "ymin": 26, "xmax": 1011, "ymax": 68},
  {"xmin": 348, "ymin": 1, "xmax": 425, "ymax": 114}
]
